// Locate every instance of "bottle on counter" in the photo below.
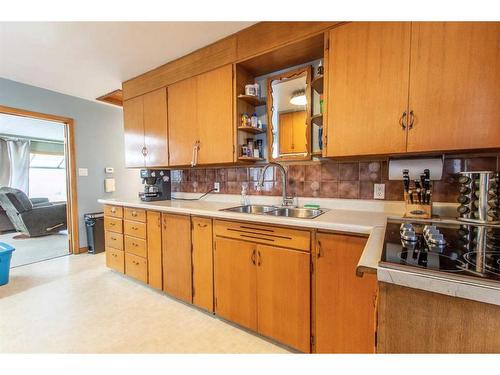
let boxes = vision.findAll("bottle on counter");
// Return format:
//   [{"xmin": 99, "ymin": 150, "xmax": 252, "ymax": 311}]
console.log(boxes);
[{"xmin": 240, "ymin": 184, "xmax": 250, "ymax": 206}]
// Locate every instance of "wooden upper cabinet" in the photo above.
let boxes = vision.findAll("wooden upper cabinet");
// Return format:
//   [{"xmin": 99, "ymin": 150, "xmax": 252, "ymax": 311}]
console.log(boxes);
[
  {"xmin": 325, "ymin": 22, "xmax": 411, "ymax": 157},
  {"xmin": 143, "ymin": 88, "xmax": 169, "ymax": 167},
  {"xmin": 123, "ymin": 87, "xmax": 168, "ymax": 168},
  {"xmin": 256, "ymin": 245, "xmax": 310, "ymax": 353},
  {"xmin": 123, "ymin": 95, "xmax": 145, "ymax": 168},
  {"xmin": 167, "ymin": 76, "xmax": 198, "ymax": 166},
  {"xmin": 197, "ymin": 65, "xmax": 234, "ymax": 164},
  {"xmin": 315, "ymin": 233, "xmax": 377, "ymax": 353},
  {"xmin": 407, "ymin": 22, "xmax": 500, "ymax": 152},
  {"xmin": 162, "ymin": 214, "xmax": 192, "ymax": 303},
  {"xmin": 214, "ymin": 237, "xmax": 257, "ymax": 331},
  {"xmin": 168, "ymin": 65, "xmax": 234, "ymax": 167}
]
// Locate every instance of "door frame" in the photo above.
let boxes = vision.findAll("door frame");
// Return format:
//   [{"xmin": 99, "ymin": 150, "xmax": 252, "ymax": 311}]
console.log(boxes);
[{"xmin": 0, "ymin": 105, "xmax": 80, "ymax": 254}]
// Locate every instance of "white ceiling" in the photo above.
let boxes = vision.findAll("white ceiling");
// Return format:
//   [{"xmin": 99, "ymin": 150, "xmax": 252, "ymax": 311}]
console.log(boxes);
[
  {"xmin": 0, "ymin": 113, "xmax": 65, "ymax": 141},
  {"xmin": 0, "ymin": 22, "xmax": 255, "ymax": 102}
]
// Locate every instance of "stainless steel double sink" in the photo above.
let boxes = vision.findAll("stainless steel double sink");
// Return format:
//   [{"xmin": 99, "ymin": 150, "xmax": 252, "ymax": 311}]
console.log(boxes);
[{"xmin": 221, "ymin": 204, "xmax": 325, "ymax": 219}]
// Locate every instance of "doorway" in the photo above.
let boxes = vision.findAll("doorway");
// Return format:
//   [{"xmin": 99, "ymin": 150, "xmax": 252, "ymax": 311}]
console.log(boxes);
[{"xmin": 0, "ymin": 105, "xmax": 79, "ymax": 267}]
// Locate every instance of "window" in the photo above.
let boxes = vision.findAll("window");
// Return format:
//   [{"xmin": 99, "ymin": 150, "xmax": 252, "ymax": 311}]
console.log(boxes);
[{"xmin": 29, "ymin": 153, "xmax": 67, "ymax": 202}]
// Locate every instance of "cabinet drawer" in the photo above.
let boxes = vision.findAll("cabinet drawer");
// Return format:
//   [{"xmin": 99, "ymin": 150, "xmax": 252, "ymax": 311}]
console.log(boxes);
[
  {"xmin": 124, "ymin": 220, "xmax": 146, "ymax": 239},
  {"xmin": 124, "ymin": 235, "xmax": 147, "ymax": 257},
  {"xmin": 104, "ymin": 205, "xmax": 123, "ymax": 218},
  {"xmin": 124, "ymin": 207, "xmax": 146, "ymax": 222},
  {"xmin": 105, "ymin": 231, "xmax": 123, "ymax": 250},
  {"xmin": 104, "ymin": 216, "xmax": 122, "ymax": 233},
  {"xmin": 125, "ymin": 253, "xmax": 148, "ymax": 283},
  {"xmin": 105, "ymin": 247, "xmax": 124, "ymax": 273},
  {"xmin": 214, "ymin": 220, "xmax": 311, "ymax": 252}
]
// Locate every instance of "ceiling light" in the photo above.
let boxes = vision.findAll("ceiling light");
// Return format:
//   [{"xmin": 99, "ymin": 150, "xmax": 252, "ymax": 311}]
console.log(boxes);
[{"xmin": 290, "ymin": 90, "xmax": 307, "ymax": 105}]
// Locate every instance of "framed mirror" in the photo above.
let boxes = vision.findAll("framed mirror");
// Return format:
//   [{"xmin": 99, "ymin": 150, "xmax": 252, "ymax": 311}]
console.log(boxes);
[{"xmin": 267, "ymin": 66, "xmax": 312, "ymax": 161}]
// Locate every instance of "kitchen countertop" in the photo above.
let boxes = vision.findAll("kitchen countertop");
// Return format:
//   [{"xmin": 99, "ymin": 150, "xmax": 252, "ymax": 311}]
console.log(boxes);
[
  {"xmin": 98, "ymin": 194, "xmax": 499, "ymax": 305},
  {"xmin": 98, "ymin": 196, "xmax": 389, "ymax": 275}
]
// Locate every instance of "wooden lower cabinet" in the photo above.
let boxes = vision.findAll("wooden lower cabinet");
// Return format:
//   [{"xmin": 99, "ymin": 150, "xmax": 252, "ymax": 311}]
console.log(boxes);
[
  {"xmin": 257, "ymin": 245, "xmax": 310, "ymax": 353},
  {"xmin": 378, "ymin": 282, "xmax": 500, "ymax": 353},
  {"xmin": 315, "ymin": 232, "xmax": 377, "ymax": 353},
  {"xmin": 125, "ymin": 253, "xmax": 148, "ymax": 283},
  {"xmin": 105, "ymin": 231, "xmax": 123, "ymax": 250},
  {"xmin": 214, "ymin": 237, "xmax": 311, "ymax": 352},
  {"xmin": 162, "ymin": 213, "xmax": 192, "ymax": 303},
  {"xmin": 192, "ymin": 216, "xmax": 214, "ymax": 312},
  {"xmin": 102, "ymin": 208, "xmax": 384, "ymax": 353},
  {"xmin": 105, "ymin": 247, "xmax": 124, "ymax": 273},
  {"xmin": 214, "ymin": 237, "xmax": 257, "ymax": 331},
  {"xmin": 147, "ymin": 211, "xmax": 163, "ymax": 290}
]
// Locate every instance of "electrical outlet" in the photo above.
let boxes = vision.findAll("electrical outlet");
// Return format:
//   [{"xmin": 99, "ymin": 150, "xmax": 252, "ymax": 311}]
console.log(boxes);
[
  {"xmin": 374, "ymin": 183, "xmax": 385, "ymax": 200},
  {"xmin": 214, "ymin": 182, "xmax": 220, "ymax": 193}
]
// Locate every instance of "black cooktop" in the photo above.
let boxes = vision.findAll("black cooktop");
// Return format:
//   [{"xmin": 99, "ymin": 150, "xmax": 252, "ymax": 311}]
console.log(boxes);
[{"xmin": 380, "ymin": 219, "xmax": 500, "ymax": 285}]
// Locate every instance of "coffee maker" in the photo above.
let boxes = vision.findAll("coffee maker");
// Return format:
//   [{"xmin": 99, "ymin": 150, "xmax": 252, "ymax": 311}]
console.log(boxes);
[{"xmin": 139, "ymin": 169, "xmax": 171, "ymax": 201}]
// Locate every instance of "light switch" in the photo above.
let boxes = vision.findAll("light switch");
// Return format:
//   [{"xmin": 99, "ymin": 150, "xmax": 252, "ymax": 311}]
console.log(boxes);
[
  {"xmin": 78, "ymin": 168, "xmax": 88, "ymax": 177},
  {"xmin": 104, "ymin": 178, "xmax": 116, "ymax": 193},
  {"xmin": 105, "ymin": 167, "xmax": 114, "ymax": 174}
]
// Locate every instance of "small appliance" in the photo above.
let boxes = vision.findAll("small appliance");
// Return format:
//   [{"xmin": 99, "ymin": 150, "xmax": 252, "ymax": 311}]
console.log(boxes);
[{"xmin": 139, "ymin": 169, "xmax": 171, "ymax": 202}]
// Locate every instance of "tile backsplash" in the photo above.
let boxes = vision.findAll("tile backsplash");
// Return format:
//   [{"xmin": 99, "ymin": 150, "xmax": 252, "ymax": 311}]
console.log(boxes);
[{"xmin": 170, "ymin": 154, "xmax": 500, "ymax": 203}]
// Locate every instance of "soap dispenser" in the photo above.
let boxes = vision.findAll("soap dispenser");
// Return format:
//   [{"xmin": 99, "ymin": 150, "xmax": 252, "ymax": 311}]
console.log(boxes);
[{"xmin": 240, "ymin": 183, "xmax": 250, "ymax": 206}]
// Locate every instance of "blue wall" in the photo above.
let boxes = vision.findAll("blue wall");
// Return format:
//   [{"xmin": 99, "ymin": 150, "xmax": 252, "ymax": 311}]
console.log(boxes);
[{"xmin": 0, "ymin": 78, "xmax": 141, "ymax": 247}]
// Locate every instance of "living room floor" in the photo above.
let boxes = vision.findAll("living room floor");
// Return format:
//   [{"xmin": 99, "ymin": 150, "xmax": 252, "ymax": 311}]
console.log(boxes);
[
  {"xmin": 0, "ymin": 253, "xmax": 288, "ymax": 353},
  {"xmin": 0, "ymin": 230, "xmax": 69, "ymax": 267}
]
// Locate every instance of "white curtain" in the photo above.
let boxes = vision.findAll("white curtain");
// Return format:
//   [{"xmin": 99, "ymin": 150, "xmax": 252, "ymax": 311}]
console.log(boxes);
[{"xmin": 0, "ymin": 138, "xmax": 30, "ymax": 193}]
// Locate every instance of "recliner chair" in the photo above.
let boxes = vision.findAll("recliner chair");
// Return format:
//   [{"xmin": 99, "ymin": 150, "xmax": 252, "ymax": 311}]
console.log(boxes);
[{"xmin": 0, "ymin": 187, "xmax": 67, "ymax": 237}]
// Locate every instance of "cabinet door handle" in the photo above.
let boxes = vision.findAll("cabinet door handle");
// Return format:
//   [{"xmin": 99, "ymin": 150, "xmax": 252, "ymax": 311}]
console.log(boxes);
[
  {"xmin": 408, "ymin": 110, "xmax": 415, "ymax": 130},
  {"xmin": 251, "ymin": 249, "xmax": 256, "ymax": 265},
  {"xmin": 191, "ymin": 141, "xmax": 200, "ymax": 167},
  {"xmin": 399, "ymin": 111, "xmax": 407, "ymax": 130},
  {"xmin": 110, "ymin": 207, "xmax": 116, "ymax": 213},
  {"xmin": 132, "ymin": 226, "xmax": 138, "ymax": 230},
  {"xmin": 317, "ymin": 240, "xmax": 322, "ymax": 258},
  {"xmin": 197, "ymin": 223, "xmax": 208, "ymax": 228},
  {"xmin": 131, "ymin": 211, "xmax": 137, "ymax": 217},
  {"xmin": 141, "ymin": 146, "xmax": 148, "ymax": 156},
  {"xmin": 109, "ymin": 222, "xmax": 115, "ymax": 226},
  {"xmin": 257, "ymin": 250, "xmax": 262, "ymax": 266},
  {"xmin": 133, "ymin": 243, "xmax": 138, "ymax": 247}
]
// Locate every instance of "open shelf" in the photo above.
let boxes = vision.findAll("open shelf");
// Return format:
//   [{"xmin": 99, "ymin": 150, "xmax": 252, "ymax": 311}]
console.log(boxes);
[
  {"xmin": 238, "ymin": 156, "xmax": 265, "ymax": 162},
  {"xmin": 311, "ymin": 113, "xmax": 323, "ymax": 127},
  {"xmin": 311, "ymin": 75, "xmax": 324, "ymax": 94},
  {"xmin": 237, "ymin": 94, "xmax": 266, "ymax": 106},
  {"xmin": 237, "ymin": 126, "xmax": 266, "ymax": 134}
]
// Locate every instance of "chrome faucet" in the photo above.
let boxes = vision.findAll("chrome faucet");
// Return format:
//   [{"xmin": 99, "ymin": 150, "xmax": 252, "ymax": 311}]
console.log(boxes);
[{"xmin": 257, "ymin": 162, "xmax": 295, "ymax": 207}]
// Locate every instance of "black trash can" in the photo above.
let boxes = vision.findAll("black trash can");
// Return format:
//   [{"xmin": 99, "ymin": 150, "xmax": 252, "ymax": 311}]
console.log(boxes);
[{"xmin": 84, "ymin": 212, "xmax": 105, "ymax": 254}]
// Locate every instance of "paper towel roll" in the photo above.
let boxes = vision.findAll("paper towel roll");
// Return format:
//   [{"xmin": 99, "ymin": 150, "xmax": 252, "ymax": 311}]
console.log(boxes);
[{"xmin": 388, "ymin": 158, "xmax": 443, "ymax": 180}]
